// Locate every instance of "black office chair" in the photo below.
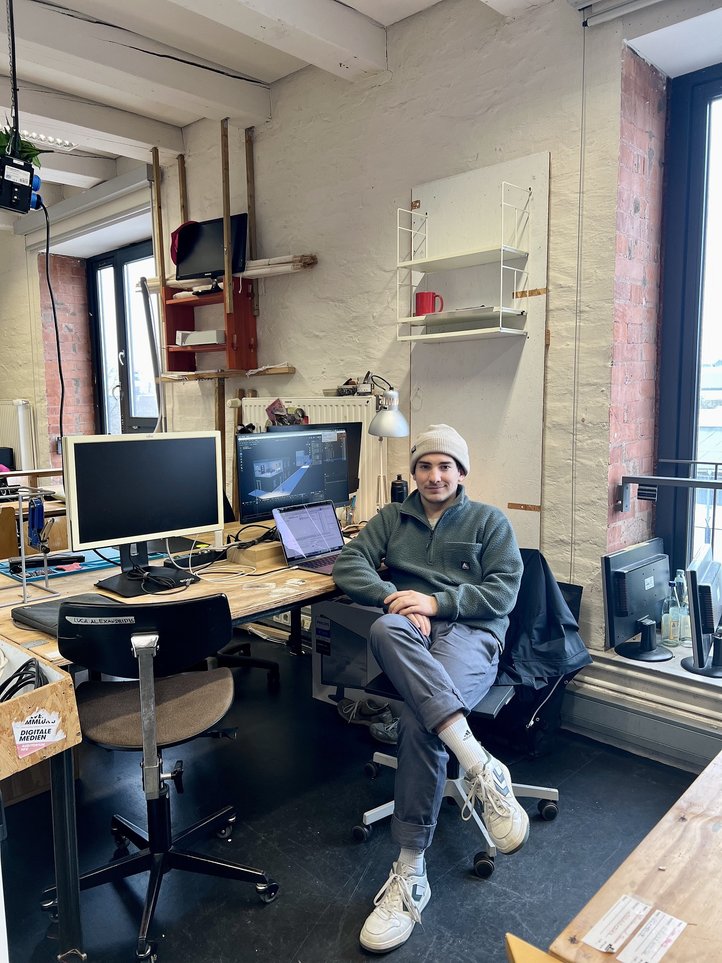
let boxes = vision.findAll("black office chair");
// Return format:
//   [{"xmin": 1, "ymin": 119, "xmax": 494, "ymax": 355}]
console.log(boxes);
[
  {"xmin": 41, "ymin": 595, "xmax": 278, "ymax": 962},
  {"xmin": 352, "ymin": 550, "xmax": 591, "ymax": 879}
]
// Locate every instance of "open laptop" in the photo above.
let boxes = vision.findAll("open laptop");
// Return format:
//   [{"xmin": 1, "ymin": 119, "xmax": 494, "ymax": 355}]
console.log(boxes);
[{"xmin": 272, "ymin": 501, "xmax": 345, "ymax": 574}]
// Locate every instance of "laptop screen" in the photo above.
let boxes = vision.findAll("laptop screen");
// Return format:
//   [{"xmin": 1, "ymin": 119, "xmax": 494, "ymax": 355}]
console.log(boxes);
[{"xmin": 273, "ymin": 501, "xmax": 344, "ymax": 564}]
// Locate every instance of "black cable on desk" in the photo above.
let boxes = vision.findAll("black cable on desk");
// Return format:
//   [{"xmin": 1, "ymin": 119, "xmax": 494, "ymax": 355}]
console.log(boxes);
[{"xmin": 0, "ymin": 658, "xmax": 49, "ymax": 701}]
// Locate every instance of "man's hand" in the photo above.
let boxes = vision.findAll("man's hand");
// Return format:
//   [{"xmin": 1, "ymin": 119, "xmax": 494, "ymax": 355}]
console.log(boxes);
[
  {"xmin": 406, "ymin": 612, "xmax": 431, "ymax": 637},
  {"xmin": 384, "ymin": 591, "xmax": 437, "ymax": 638},
  {"xmin": 384, "ymin": 590, "xmax": 439, "ymax": 618}
]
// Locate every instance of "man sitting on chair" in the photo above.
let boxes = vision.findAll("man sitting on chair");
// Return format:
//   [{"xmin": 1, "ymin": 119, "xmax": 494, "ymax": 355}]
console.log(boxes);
[{"xmin": 333, "ymin": 424, "xmax": 526, "ymax": 954}]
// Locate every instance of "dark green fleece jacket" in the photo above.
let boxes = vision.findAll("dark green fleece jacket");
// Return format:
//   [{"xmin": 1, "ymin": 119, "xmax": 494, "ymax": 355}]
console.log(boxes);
[{"xmin": 332, "ymin": 486, "xmax": 522, "ymax": 642}]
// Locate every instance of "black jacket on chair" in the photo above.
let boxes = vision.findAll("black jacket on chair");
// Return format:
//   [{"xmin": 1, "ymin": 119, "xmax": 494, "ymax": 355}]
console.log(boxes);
[
  {"xmin": 470, "ymin": 548, "xmax": 592, "ymax": 757},
  {"xmin": 496, "ymin": 548, "xmax": 592, "ymax": 689}
]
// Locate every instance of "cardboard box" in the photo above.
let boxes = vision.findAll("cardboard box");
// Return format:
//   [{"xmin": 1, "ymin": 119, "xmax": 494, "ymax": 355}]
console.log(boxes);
[
  {"xmin": 0, "ymin": 745, "xmax": 79, "ymax": 806},
  {"xmin": 0, "ymin": 638, "xmax": 81, "ymax": 789}
]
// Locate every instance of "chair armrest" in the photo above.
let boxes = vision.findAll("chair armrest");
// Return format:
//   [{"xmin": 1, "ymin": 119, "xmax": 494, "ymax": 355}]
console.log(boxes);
[{"xmin": 469, "ymin": 684, "xmax": 515, "ymax": 720}]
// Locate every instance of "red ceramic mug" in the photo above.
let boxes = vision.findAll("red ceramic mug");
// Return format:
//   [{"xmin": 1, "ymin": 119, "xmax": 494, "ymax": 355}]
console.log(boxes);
[{"xmin": 415, "ymin": 291, "xmax": 444, "ymax": 315}]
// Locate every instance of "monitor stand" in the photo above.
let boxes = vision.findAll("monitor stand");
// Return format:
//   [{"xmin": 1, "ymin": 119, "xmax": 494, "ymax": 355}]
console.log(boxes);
[
  {"xmin": 95, "ymin": 541, "xmax": 200, "ymax": 599},
  {"xmin": 615, "ymin": 617, "xmax": 673, "ymax": 662},
  {"xmin": 681, "ymin": 633, "xmax": 722, "ymax": 677}
]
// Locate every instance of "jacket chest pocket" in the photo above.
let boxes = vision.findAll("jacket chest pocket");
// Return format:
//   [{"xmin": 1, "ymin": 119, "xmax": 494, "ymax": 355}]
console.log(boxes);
[{"xmin": 443, "ymin": 542, "xmax": 483, "ymax": 581}]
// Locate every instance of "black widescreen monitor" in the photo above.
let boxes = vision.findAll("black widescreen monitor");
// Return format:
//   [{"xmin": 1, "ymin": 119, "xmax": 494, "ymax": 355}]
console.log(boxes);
[
  {"xmin": 175, "ymin": 213, "xmax": 248, "ymax": 281},
  {"xmin": 236, "ymin": 429, "xmax": 350, "ymax": 524},
  {"xmin": 267, "ymin": 421, "xmax": 362, "ymax": 494},
  {"xmin": 63, "ymin": 432, "xmax": 224, "ymax": 597},
  {"xmin": 682, "ymin": 545, "xmax": 722, "ymax": 678}
]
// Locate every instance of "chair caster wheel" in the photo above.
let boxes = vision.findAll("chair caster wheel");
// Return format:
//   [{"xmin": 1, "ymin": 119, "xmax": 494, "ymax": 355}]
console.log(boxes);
[
  {"xmin": 40, "ymin": 896, "xmax": 59, "ymax": 922},
  {"xmin": 538, "ymin": 799, "xmax": 559, "ymax": 821},
  {"xmin": 364, "ymin": 761, "xmax": 379, "ymax": 779},
  {"xmin": 112, "ymin": 844, "xmax": 130, "ymax": 859},
  {"xmin": 136, "ymin": 939, "xmax": 157, "ymax": 960},
  {"xmin": 473, "ymin": 852, "xmax": 495, "ymax": 879},
  {"xmin": 217, "ymin": 815, "xmax": 237, "ymax": 840},
  {"xmin": 352, "ymin": 823, "xmax": 372, "ymax": 842},
  {"xmin": 256, "ymin": 879, "xmax": 279, "ymax": 903}
]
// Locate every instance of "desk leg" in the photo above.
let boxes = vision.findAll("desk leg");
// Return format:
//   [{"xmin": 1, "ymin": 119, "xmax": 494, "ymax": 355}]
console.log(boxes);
[
  {"xmin": 49, "ymin": 751, "xmax": 86, "ymax": 962},
  {"xmin": 288, "ymin": 608, "xmax": 304, "ymax": 656}
]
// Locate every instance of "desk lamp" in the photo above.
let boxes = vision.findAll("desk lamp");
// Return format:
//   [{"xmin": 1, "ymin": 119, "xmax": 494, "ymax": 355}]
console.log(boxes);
[{"xmin": 367, "ymin": 375, "xmax": 409, "ymax": 511}]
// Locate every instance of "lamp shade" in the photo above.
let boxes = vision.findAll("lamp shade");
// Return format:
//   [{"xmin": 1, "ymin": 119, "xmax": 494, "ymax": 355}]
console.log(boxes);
[{"xmin": 368, "ymin": 390, "xmax": 409, "ymax": 438}]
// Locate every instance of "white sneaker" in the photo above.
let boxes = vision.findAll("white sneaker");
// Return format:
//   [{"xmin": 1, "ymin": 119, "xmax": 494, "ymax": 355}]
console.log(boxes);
[
  {"xmin": 359, "ymin": 861, "xmax": 431, "ymax": 953},
  {"xmin": 462, "ymin": 754, "xmax": 529, "ymax": 854}
]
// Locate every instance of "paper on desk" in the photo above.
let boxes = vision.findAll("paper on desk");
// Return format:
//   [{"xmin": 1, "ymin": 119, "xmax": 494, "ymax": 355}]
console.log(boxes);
[
  {"xmin": 617, "ymin": 910, "xmax": 686, "ymax": 963},
  {"xmin": 583, "ymin": 894, "xmax": 652, "ymax": 953}
]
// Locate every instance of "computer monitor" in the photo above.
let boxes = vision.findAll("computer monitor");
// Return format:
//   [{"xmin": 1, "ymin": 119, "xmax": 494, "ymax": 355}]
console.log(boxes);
[
  {"xmin": 236, "ymin": 429, "xmax": 350, "ymax": 524},
  {"xmin": 682, "ymin": 545, "xmax": 722, "ymax": 677},
  {"xmin": 62, "ymin": 431, "xmax": 224, "ymax": 597},
  {"xmin": 601, "ymin": 537, "xmax": 672, "ymax": 661},
  {"xmin": 266, "ymin": 421, "xmax": 362, "ymax": 494},
  {"xmin": 174, "ymin": 213, "xmax": 248, "ymax": 281}
]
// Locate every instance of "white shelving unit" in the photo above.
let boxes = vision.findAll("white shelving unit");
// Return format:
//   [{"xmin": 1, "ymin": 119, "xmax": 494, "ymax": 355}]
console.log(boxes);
[{"xmin": 396, "ymin": 182, "xmax": 531, "ymax": 343}]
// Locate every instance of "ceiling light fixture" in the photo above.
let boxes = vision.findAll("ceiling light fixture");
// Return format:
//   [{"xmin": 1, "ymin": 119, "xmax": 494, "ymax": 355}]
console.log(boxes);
[{"xmin": 21, "ymin": 130, "xmax": 77, "ymax": 152}]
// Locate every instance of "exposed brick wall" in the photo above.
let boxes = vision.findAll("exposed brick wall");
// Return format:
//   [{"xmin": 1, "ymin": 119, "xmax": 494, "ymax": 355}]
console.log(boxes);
[
  {"xmin": 607, "ymin": 48, "xmax": 667, "ymax": 553},
  {"xmin": 38, "ymin": 253, "xmax": 96, "ymax": 467}
]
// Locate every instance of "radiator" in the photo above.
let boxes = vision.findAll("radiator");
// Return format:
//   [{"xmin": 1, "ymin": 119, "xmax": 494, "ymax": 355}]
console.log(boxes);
[
  {"xmin": 241, "ymin": 395, "xmax": 378, "ymax": 522},
  {"xmin": 0, "ymin": 399, "xmax": 37, "ymax": 469}
]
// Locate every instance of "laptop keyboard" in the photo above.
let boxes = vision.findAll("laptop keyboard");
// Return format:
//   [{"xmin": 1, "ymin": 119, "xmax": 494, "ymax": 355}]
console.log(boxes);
[{"xmin": 301, "ymin": 553, "xmax": 340, "ymax": 570}]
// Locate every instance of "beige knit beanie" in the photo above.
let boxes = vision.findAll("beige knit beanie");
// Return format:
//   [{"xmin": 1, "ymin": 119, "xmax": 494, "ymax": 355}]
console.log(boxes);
[{"xmin": 410, "ymin": 424, "xmax": 470, "ymax": 475}]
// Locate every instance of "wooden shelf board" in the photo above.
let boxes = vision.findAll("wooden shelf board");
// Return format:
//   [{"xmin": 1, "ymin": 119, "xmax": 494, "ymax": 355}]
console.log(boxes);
[{"xmin": 159, "ymin": 365, "xmax": 295, "ymax": 382}]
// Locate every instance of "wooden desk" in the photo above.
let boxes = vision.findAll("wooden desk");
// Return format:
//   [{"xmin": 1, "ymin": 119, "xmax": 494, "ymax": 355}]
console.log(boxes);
[
  {"xmin": 0, "ymin": 562, "xmax": 337, "ymax": 660},
  {"xmin": 0, "ymin": 560, "xmax": 337, "ymax": 961},
  {"xmin": 549, "ymin": 750, "xmax": 722, "ymax": 962}
]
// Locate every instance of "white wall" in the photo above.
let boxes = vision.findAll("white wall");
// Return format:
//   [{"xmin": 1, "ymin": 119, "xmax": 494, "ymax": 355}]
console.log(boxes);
[{"xmin": 166, "ymin": 0, "xmax": 621, "ymax": 645}]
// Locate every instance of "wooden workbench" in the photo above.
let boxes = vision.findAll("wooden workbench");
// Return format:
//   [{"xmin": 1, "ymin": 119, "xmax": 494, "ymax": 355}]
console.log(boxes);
[
  {"xmin": 0, "ymin": 561, "xmax": 336, "ymax": 662},
  {"xmin": 549, "ymin": 750, "xmax": 722, "ymax": 962}
]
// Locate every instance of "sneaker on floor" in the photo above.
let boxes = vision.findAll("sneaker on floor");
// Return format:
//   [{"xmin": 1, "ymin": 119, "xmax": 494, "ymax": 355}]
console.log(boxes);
[
  {"xmin": 369, "ymin": 717, "xmax": 399, "ymax": 745},
  {"xmin": 462, "ymin": 753, "xmax": 529, "ymax": 854},
  {"xmin": 359, "ymin": 861, "xmax": 431, "ymax": 953},
  {"xmin": 337, "ymin": 697, "xmax": 393, "ymax": 727}
]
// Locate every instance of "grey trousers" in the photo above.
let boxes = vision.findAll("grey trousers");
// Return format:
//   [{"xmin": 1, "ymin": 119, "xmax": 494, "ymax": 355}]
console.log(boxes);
[{"xmin": 368, "ymin": 613, "xmax": 499, "ymax": 851}]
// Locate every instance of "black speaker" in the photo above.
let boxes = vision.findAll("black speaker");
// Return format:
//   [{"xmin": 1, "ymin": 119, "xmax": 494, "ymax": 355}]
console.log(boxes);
[{"xmin": 0, "ymin": 447, "xmax": 15, "ymax": 470}]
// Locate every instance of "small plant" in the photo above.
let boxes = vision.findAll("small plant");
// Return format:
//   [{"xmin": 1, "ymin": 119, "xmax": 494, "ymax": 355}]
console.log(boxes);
[{"xmin": 0, "ymin": 127, "xmax": 50, "ymax": 167}]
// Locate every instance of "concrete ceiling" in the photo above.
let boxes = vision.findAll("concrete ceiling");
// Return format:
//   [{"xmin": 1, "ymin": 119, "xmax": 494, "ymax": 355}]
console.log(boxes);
[
  {"xmin": 0, "ymin": 0, "xmax": 717, "ymax": 199},
  {"xmin": 0, "ymin": 0, "xmax": 537, "ymax": 198}
]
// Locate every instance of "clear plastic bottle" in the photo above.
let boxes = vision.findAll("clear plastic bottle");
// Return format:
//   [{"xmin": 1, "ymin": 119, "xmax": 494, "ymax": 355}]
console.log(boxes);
[
  {"xmin": 675, "ymin": 569, "xmax": 692, "ymax": 645},
  {"xmin": 661, "ymin": 581, "xmax": 681, "ymax": 645}
]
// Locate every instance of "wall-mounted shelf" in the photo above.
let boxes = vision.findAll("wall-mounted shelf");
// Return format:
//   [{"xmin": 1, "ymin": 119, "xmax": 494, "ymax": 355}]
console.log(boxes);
[
  {"xmin": 161, "ymin": 276, "xmax": 256, "ymax": 374},
  {"xmin": 159, "ymin": 365, "xmax": 295, "ymax": 382},
  {"xmin": 396, "ymin": 182, "xmax": 532, "ymax": 344},
  {"xmin": 397, "ymin": 245, "xmax": 527, "ymax": 273}
]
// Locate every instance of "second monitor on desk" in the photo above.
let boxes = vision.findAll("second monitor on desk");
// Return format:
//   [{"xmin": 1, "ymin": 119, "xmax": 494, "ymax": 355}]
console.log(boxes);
[{"xmin": 235, "ymin": 427, "xmax": 353, "ymax": 526}]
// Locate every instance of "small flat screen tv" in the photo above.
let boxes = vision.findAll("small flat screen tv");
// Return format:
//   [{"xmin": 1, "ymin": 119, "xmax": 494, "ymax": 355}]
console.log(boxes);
[
  {"xmin": 63, "ymin": 431, "xmax": 224, "ymax": 597},
  {"xmin": 236, "ymin": 429, "xmax": 350, "ymax": 525},
  {"xmin": 175, "ymin": 213, "xmax": 248, "ymax": 281}
]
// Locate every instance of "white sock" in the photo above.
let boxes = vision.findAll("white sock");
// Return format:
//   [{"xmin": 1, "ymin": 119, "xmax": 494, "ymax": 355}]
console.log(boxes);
[
  {"xmin": 397, "ymin": 847, "xmax": 425, "ymax": 876},
  {"xmin": 437, "ymin": 717, "xmax": 489, "ymax": 774}
]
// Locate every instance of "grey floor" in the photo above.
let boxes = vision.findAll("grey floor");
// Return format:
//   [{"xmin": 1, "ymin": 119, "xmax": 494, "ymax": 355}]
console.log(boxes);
[{"xmin": 3, "ymin": 637, "xmax": 694, "ymax": 963}]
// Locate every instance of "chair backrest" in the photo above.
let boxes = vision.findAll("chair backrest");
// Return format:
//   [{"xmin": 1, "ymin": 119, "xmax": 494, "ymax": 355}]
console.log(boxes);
[{"xmin": 57, "ymin": 594, "xmax": 233, "ymax": 678}]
